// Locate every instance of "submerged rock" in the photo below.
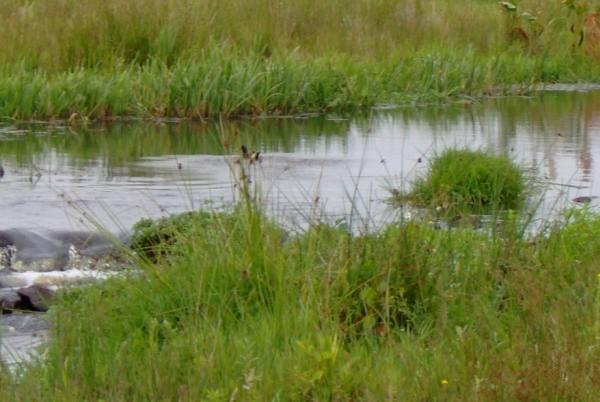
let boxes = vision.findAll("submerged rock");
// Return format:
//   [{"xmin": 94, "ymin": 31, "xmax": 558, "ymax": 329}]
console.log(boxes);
[
  {"xmin": 0, "ymin": 228, "xmax": 133, "ymax": 314},
  {"xmin": 0, "ymin": 289, "xmax": 20, "ymax": 312},
  {"xmin": 572, "ymin": 196, "xmax": 599, "ymax": 203},
  {"xmin": 0, "ymin": 228, "xmax": 133, "ymax": 368},
  {"xmin": 0, "ymin": 229, "xmax": 129, "ymax": 272},
  {"xmin": 0, "ymin": 269, "xmax": 124, "ymax": 313},
  {"xmin": 0, "ymin": 285, "xmax": 55, "ymax": 313}
]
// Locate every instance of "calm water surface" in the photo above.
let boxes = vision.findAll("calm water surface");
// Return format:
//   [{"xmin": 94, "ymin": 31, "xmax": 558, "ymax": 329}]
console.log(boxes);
[{"xmin": 1, "ymin": 90, "xmax": 600, "ymax": 235}]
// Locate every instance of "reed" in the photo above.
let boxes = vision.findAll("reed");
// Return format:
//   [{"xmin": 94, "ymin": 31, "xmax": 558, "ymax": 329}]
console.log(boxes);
[{"xmin": 0, "ymin": 0, "xmax": 589, "ymax": 70}]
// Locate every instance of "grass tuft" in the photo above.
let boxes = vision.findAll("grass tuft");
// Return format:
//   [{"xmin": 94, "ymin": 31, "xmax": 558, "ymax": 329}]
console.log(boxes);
[{"xmin": 399, "ymin": 148, "xmax": 526, "ymax": 213}]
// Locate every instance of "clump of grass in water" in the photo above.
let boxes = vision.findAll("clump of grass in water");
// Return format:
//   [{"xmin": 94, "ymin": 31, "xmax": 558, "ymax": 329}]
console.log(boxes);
[{"xmin": 399, "ymin": 148, "xmax": 526, "ymax": 214}]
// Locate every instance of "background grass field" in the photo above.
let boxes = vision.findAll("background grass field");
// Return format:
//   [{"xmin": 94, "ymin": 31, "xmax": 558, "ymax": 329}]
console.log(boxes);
[{"xmin": 0, "ymin": 0, "xmax": 599, "ymax": 119}]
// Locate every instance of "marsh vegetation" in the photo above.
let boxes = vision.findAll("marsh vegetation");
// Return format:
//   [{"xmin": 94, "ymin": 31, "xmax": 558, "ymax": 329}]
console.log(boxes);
[
  {"xmin": 396, "ymin": 148, "xmax": 527, "ymax": 213},
  {"xmin": 0, "ymin": 147, "xmax": 598, "ymax": 400},
  {"xmin": 2, "ymin": 1, "xmax": 600, "ymax": 400},
  {"xmin": 0, "ymin": 0, "xmax": 599, "ymax": 119},
  {"xmin": 3, "ymin": 199, "xmax": 600, "ymax": 400}
]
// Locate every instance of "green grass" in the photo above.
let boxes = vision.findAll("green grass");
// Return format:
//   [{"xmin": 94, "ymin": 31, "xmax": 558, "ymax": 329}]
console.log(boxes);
[
  {"xmin": 0, "ymin": 47, "xmax": 599, "ymax": 120},
  {"xmin": 0, "ymin": 0, "xmax": 592, "ymax": 70},
  {"xmin": 3, "ymin": 202, "xmax": 600, "ymax": 400},
  {"xmin": 398, "ymin": 148, "xmax": 527, "ymax": 214},
  {"xmin": 0, "ymin": 0, "xmax": 598, "ymax": 119},
  {"xmin": 3, "ymin": 0, "xmax": 600, "ymax": 399}
]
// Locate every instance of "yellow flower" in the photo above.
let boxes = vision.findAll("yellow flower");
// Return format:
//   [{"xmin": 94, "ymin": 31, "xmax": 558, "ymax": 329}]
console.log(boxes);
[
  {"xmin": 597, "ymin": 273, "xmax": 600, "ymax": 278},
  {"xmin": 441, "ymin": 379, "xmax": 449, "ymax": 385}
]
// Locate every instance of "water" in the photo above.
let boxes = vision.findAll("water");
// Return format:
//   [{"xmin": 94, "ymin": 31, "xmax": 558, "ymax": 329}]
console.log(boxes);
[
  {"xmin": 2, "ymin": 89, "xmax": 600, "ymax": 366},
  {"xmin": 1, "ymin": 314, "xmax": 49, "ymax": 369},
  {"xmin": 1, "ymin": 90, "xmax": 600, "ymax": 244}
]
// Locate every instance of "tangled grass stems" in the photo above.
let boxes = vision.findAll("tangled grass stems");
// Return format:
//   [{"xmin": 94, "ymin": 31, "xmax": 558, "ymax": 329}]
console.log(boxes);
[{"xmin": 4, "ymin": 199, "xmax": 600, "ymax": 400}]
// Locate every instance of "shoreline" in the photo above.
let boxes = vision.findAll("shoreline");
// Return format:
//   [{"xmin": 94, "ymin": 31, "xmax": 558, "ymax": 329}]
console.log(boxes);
[{"xmin": 0, "ymin": 48, "xmax": 598, "ymax": 121}]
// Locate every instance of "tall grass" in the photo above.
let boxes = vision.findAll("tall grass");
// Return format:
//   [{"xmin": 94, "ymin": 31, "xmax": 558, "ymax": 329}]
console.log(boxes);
[
  {"xmin": 0, "ymin": 0, "xmax": 590, "ymax": 70},
  {"xmin": 3, "ymin": 201, "xmax": 600, "ymax": 400},
  {"xmin": 0, "ymin": 46, "xmax": 598, "ymax": 120},
  {"xmin": 0, "ymin": 0, "xmax": 598, "ymax": 118}
]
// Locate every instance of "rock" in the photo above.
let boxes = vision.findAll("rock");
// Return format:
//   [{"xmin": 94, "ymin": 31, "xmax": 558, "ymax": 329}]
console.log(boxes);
[
  {"xmin": 0, "ymin": 229, "xmax": 127, "ymax": 272},
  {"xmin": 16, "ymin": 285, "xmax": 55, "ymax": 312},
  {"xmin": 0, "ymin": 289, "xmax": 20, "ymax": 313},
  {"xmin": 572, "ymin": 196, "xmax": 599, "ymax": 203}
]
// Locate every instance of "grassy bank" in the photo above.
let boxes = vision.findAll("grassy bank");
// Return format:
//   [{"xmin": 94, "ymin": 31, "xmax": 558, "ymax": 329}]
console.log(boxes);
[
  {"xmin": 0, "ymin": 0, "xmax": 599, "ymax": 119},
  {"xmin": 2, "ymin": 47, "xmax": 596, "ymax": 120},
  {"xmin": 2, "ymin": 203, "xmax": 600, "ymax": 400}
]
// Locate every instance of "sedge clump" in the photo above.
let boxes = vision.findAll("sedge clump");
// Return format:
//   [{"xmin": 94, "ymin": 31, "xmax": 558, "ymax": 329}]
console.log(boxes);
[{"xmin": 400, "ymin": 148, "xmax": 526, "ymax": 212}]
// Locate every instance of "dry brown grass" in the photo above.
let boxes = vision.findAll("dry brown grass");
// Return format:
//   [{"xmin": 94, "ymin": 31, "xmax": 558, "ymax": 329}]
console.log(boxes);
[
  {"xmin": 0, "ymin": 0, "xmax": 511, "ymax": 70},
  {"xmin": 585, "ymin": 12, "xmax": 600, "ymax": 60},
  {"xmin": 0, "ymin": 0, "xmax": 596, "ymax": 74}
]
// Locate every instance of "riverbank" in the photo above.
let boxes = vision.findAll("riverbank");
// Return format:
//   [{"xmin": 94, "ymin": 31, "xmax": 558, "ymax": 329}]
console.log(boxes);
[
  {"xmin": 1, "ymin": 0, "xmax": 600, "ymax": 120},
  {"xmin": 2, "ymin": 48, "xmax": 600, "ymax": 120},
  {"xmin": 2, "ymin": 203, "xmax": 600, "ymax": 400}
]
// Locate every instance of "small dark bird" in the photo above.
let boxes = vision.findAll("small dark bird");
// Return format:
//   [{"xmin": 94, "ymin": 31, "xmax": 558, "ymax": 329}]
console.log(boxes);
[
  {"xmin": 0, "ymin": 166, "xmax": 4, "ymax": 178},
  {"xmin": 241, "ymin": 145, "xmax": 249, "ymax": 158},
  {"xmin": 250, "ymin": 151, "xmax": 262, "ymax": 164},
  {"xmin": 177, "ymin": 163, "xmax": 183, "ymax": 170}
]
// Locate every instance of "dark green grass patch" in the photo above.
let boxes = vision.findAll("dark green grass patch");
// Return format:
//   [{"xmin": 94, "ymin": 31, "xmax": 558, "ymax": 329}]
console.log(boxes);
[
  {"xmin": 399, "ymin": 148, "xmax": 526, "ymax": 213},
  {"xmin": 0, "ymin": 47, "xmax": 600, "ymax": 120}
]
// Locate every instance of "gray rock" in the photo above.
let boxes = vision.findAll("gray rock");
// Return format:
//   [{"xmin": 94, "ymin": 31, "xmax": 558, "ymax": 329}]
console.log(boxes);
[
  {"xmin": 0, "ymin": 289, "xmax": 20, "ymax": 313},
  {"xmin": 0, "ymin": 229, "xmax": 127, "ymax": 272},
  {"xmin": 16, "ymin": 285, "xmax": 55, "ymax": 312}
]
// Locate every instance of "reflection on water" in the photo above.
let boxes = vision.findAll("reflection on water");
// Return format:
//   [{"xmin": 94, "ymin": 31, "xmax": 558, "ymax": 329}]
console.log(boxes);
[{"xmin": 0, "ymin": 90, "xmax": 600, "ymax": 233}]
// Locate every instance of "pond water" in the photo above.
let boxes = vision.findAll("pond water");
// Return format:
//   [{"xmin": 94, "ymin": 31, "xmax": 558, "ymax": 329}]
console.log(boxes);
[
  {"xmin": 1, "ymin": 89, "xmax": 600, "ymax": 252},
  {"xmin": 3, "ymin": 89, "xmax": 600, "ymax": 367}
]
